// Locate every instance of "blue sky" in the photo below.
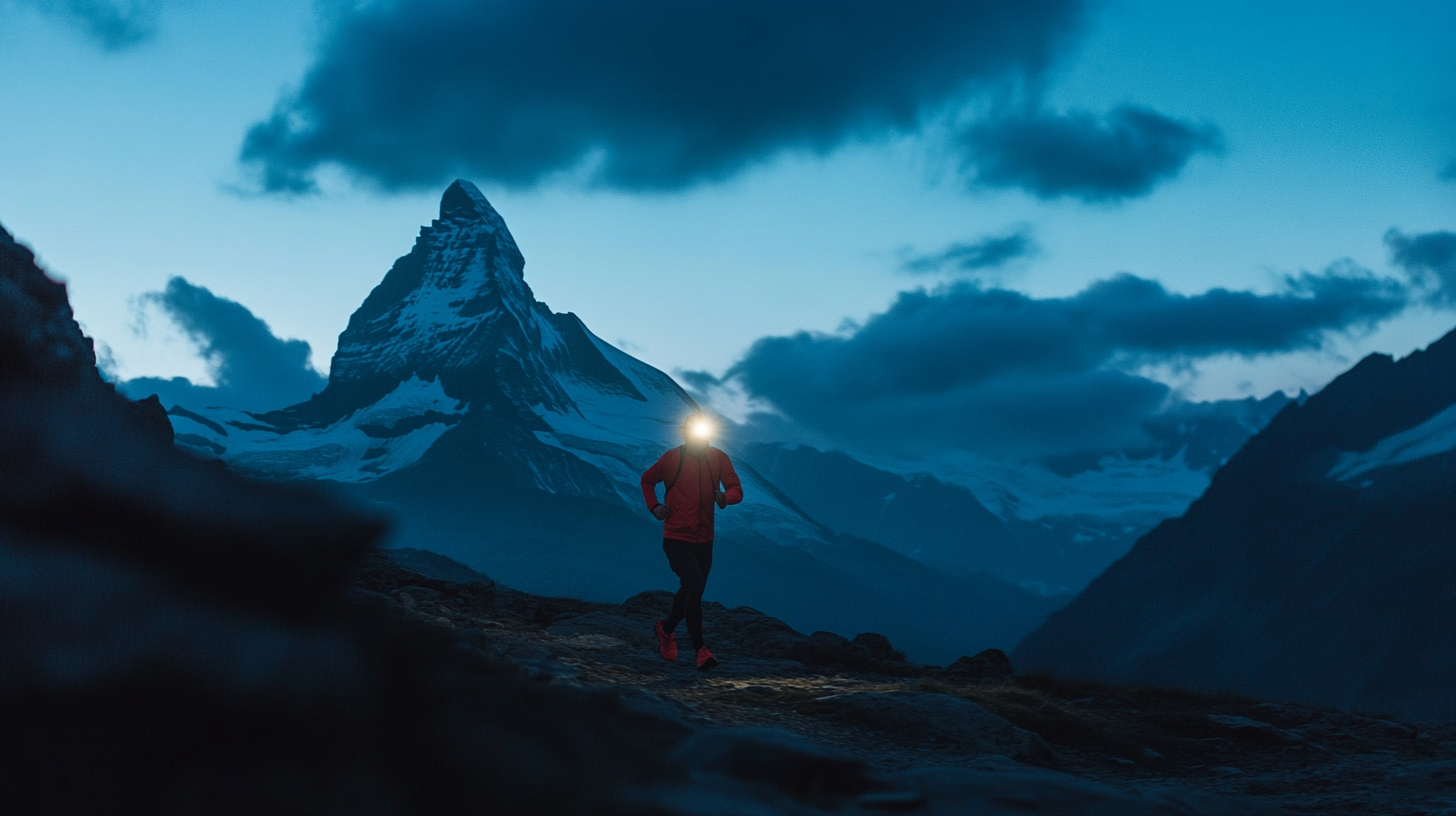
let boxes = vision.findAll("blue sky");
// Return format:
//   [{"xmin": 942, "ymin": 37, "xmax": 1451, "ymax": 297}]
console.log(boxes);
[{"xmin": 0, "ymin": 1, "xmax": 1452, "ymax": 457}]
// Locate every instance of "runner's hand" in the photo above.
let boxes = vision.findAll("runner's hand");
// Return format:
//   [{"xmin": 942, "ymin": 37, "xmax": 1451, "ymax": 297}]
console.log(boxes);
[
  {"xmin": 715, "ymin": 491, "xmax": 727, "ymax": 509},
  {"xmin": 652, "ymin": 504, "xmax": 669, "ymax": 520}
]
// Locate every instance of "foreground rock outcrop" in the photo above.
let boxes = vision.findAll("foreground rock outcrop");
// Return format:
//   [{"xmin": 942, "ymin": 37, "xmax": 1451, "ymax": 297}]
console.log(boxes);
[{"xmin": 362, "ymin": 548, "xmax": 1456, "ymax": 815}]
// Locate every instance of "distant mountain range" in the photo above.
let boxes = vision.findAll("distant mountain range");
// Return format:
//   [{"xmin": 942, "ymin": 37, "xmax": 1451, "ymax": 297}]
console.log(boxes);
[
  {"xmin": 738, "ymin": 390, "xmax": 1291, "ymax": 596},
  {"xmin": 1015, "ymin": 326, "xmax": 1456, "ymax": 721},
  {"xmin": 160, "ymin": 181, "xmax": 1062, "ymax": 663}
]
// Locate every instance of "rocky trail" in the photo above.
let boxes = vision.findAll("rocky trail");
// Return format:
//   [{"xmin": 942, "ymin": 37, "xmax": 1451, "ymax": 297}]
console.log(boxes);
[{"xmin": 360, "ymin": 550, "xmax": 1456, "ymax": 815}]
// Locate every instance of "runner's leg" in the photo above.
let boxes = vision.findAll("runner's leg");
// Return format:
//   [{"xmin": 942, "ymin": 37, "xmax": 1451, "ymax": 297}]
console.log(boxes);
[
  {"xmin": 683, "ymin": 541, "xmax": 713, "ymax": 650},
  {"xmin": 661, "ymin": 539, "xmax": 703, "ymax": 636}
]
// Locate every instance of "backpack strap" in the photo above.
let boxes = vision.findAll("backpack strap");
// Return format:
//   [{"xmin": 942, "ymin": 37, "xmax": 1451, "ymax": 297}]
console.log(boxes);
[{"xmin": 664, "ymin": 445, "xmax": 687, "ymax": 495}]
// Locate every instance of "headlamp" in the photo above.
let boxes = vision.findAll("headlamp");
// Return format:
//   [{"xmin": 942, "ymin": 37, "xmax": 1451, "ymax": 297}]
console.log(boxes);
[{"xmin": 683, "ymin": 416, "xmax": 714, "ymax": 439}]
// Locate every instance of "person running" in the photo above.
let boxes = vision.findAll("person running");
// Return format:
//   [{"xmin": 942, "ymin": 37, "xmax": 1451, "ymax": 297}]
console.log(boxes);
[{"xmin": 640, "ymin": 414, "xmax": 743, "ymax": 671}]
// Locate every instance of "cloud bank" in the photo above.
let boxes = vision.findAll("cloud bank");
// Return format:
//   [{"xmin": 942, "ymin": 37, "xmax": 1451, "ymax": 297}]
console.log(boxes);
[
  {"xmin": 903, "ymin": 227, "xmax": 1037, "ymax": 274},
  {"xmin": 960, "ymin": 105, "xmax": 1224, "ymax": 202},
  {"xmin": 727, "ymin": 266, "xmax": 1409, "ymax": 458},
  {"xmin": 239, "ymin": 0, "xmax": 1199, "ymax": 198},
  {"xmin": 1386, "ymin": 228, "xmax": 1456, "ymax": 306},
  {"xmin": 118, "ymin": 277, "xmax": 325, "ymax": 412}
]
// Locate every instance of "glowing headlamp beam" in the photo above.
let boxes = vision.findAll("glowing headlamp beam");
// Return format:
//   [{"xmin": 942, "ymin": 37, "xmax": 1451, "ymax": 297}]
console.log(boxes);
[{"xmin": 690, "ymin": 420, "xmax": 713, "ymax": 438}]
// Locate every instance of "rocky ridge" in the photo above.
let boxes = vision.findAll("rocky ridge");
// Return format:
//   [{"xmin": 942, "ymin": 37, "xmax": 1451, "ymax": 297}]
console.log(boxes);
[{"xmin": 360, "ymin": 548, "xmax": 1456, "ymax": 814}]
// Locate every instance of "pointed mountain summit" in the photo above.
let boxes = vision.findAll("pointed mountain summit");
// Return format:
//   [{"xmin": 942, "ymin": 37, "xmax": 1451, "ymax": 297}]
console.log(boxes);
[
  {"xmin": 273, "ymin": 179, "xmax": 648, "ymax": 432},
  {"xmin": 165, "ymin": 181, "xmax": 1062, "ymax": 663}
]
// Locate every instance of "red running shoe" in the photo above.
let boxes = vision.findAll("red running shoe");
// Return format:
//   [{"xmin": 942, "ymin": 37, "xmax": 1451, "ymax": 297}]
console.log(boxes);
[
  {"xmin": 654, "ymin": 619, "xmax": 677, "ymax": 661},
  {"xmin": 695, "ymin": 647, "xmax": 719, "ymax": 671}
]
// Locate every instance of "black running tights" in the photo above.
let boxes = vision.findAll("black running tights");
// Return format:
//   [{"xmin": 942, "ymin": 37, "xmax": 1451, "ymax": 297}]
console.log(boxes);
[{"xmin": 662, "ymin": 539, "xmax": 713, "ymax": 650}]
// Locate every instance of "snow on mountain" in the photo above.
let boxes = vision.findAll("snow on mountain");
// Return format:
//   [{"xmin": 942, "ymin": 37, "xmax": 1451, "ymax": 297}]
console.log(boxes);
[
  {"xmin": 777, "ymin": 390, "xmax": 1297, "ymax": 593},
  {"xmin": 875, "ymin": 448, "xmax": 1210, "ymax": 528},
  {"xmin": 1327, "ymin": 400, "xmax": 1456, "ymax": 481},
  {"xmin": 170, "ymin": 375, "xmax": 464, "ymax": 481}
]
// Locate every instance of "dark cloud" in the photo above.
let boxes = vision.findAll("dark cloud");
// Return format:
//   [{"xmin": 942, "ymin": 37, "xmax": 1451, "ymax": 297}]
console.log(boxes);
[
  {"xmin": 903, "ymin": 226, "xmax": 1036, "ymax": 274},
  {"xmin": 960, "ymin": 105, "xmax": 1224, "ymax": 202},
  {"xmin": 117, "ymin": 277, "xmax": 326, "ymax": 412},
  {"xmin": 1439, "ymin": 160, "xmax": 1456, "ymax": 183},
  {"xmin": 727, "ymin": 265, "xmax": 1407, "ymax": 458},
  {"xmin": 32, "ymin": 0, "xmax": 158, "ymax": 51},
  {"xmin": 239, "ymin": 0, "xmax": 1086, "ymax": 194},
  {"xmin": 677, "ymin": 370, "xmax": 722, "ymax": 393},
  {"xmin": 1385, "ymin": 228, "xmax": 1456, "ymax": 306}
]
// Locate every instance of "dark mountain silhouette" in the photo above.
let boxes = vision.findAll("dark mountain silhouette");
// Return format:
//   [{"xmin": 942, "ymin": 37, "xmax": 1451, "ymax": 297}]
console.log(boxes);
[
  {"xmin": 1015, "ymin": 326, "xmax": 1456, "ymax": 721},
  {"xmin": 162, "ymin": 181, "xmax": 1058, "ymax": 663}
]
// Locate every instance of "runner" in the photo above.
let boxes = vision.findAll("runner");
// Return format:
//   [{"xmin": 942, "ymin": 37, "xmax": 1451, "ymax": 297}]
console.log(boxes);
[{"xmin": 640, "ymin": 414, "xmax": 743, "ymax": 670}]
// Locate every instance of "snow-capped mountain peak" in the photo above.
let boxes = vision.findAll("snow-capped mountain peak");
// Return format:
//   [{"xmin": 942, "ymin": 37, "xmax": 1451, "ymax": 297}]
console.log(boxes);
[
  {"xmin": 312, "ymin": 178, "xmax": 567, "ymax": 421},
  {"xmin": 165, "ymin": 180, "xmax": 826, "ymax": 546}
]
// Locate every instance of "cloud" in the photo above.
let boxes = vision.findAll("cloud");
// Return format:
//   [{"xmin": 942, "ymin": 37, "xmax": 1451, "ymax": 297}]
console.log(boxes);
[
  {"xmin": 902, "ymin": 226, "xmax": 1037, "ymax": 274},
  {"xmin": 117, "ymin": 277, "xmax": 326, "ymax": 412},
  {"xmin": 1385, "ymin": 228, "xmax": 1456, "ymax": 306},
  {"xmin": 29, "ymin": 0, "xmax": 159, "ymax": 51},
  {"xmin": 239, "ymin": 0, "xmax": 1087, "ymax": 194},
  {"xmin": 1440, "ymin": 159, "xmax": 1456, "ymax": 183},
  {"xmin": 726, "ymin": 264, "xmax": 1408, "ymax": 458},
  {"xmin": 959, "ymin": 105, "xmax": 1224, "ymax": 202},
  {"xmin": 677, "ymin": 370, "xmax": 722, "ymax": 393}
]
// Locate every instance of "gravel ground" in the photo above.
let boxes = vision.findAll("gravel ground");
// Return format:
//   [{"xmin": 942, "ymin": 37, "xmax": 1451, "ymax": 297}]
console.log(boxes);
[{"xmin": 358, "ymin": 553, "xmax": 1456, "ymax": 814}]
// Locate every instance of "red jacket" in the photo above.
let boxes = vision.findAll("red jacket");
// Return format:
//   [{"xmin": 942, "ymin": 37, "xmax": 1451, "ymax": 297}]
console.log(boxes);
[{"xmin": 641, "ymin": 446, "xmax": 743, "ymax": 543}]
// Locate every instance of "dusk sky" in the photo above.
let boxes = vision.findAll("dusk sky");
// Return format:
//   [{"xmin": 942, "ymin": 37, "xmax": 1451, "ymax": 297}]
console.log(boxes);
[{"xmin": 1, "ymin": 0, "xmax": 1453, "ymax": 457}]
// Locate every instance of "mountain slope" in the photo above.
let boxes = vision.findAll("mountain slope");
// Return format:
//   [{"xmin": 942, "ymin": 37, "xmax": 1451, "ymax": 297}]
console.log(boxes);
[
  {"xmin": 1014, "ymin": 327, "xmax": 1456, "ymax": 721},
  {"xmin": 165, "ymin": 181, "xmax": 1058, "ymax": 662},
  {"xmin": 737, "ymin": 442, "xmax": 1017, "ymax": 576}
]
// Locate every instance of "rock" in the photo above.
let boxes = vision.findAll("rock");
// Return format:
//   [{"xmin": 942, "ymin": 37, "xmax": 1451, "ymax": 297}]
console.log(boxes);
[
  {"xmin": 117, "ymin": 392, "xmax": 175, "ymax": 446},
  {"xmin": 357, "ymin": 554, "xmax": 496, "ymax": 610},
  {"xmin": 797, "ymin": 691, "xmax": 1056, "ymax": 767},
  {"xmin": 622, "ymin": 589, "xmax": 677, "ymax": 616},
  {"xmin": 1, "ymin": 222, "xmax": 98, "ymax": 385},
  {"xmin": 811, "ymin": 630, "xmax": 850, "ymax": 647},
  {"xmin": 670, "ymin": 727, "xmax": 881, "ymax": 808},
  {"xmin": 1249, "ymin": 701, "xmax": 1316, "ymax": 727},
  {"xmin": 549, "ymin": 611, "xmax": 650, "ymax": 644},
  {"xmin": 936, "ymin": 648, "xmax": 1016, "ymax": 683},
  {"xmin": 1206, "ymin": 714, "xmax": 1304, "ymax": 744},
  {"xmin": 383, "ymin": 547, "xmax": 492, "ymax": 585},
  {"xmin": 851, "ymin": 632, "xmax": 905, "ymax": 662},
  {"xmin": 897, "ymin": 759, "xmax": 1281, "ymax": 815}
]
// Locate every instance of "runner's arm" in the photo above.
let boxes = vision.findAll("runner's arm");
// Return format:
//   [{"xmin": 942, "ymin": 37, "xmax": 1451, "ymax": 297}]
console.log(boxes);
[
  {"xmin": 640, "ymin": 455, "xmax": 667, "ymax": 512},
  {"xmin": 717, "ymin": 453, "xmax": 744, "ymax": 506}
]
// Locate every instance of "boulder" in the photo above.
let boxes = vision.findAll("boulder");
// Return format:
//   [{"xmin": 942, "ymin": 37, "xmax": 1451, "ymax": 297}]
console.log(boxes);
[
  {"xmin": 936, "ymin": 648, "xmax": 1017, "ymax": 683},
  {"xmin": 797, "ymin": 691, "xmax": 1056, "ymax": 767},
  {"xmin": 900, "ymin": 759, "xmax": 1283, "ymax": 815}
]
